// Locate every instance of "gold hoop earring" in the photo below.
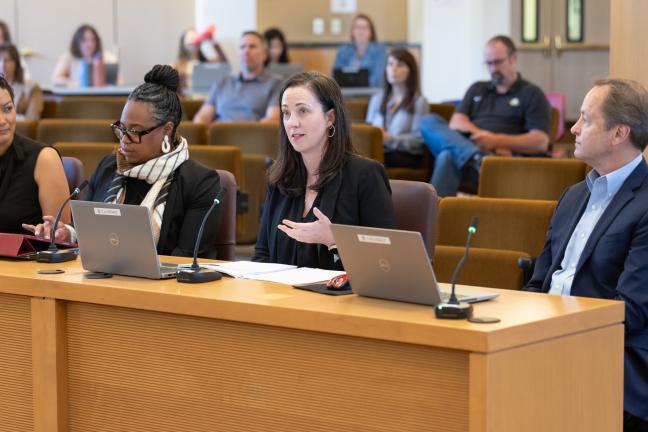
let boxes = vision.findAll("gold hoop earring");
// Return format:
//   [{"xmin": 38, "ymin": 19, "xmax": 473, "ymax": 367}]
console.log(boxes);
[
  {"xmin": 327, "ymin": 125, "xmax": 336, "ymax": 138},
  {"xmin": 161, "ymin": 135, "xmax": 171, "ymax": 153}
]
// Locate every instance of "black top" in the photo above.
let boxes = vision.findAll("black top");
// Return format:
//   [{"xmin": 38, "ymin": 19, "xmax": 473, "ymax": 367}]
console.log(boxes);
[
  {"xmin": 253, "ymin": 155, "xmax": 396, "ymax": 270},
  {"xmin": 458, "ymin": 75, "xmax": 551, "ymax": 137},
  {"xmin": 87, "ymin": 155, "xmax": 222, "ymax": 258},
  {"xmin": 0, "ymin": 134, "xmax": 47, "ymax": 234}
]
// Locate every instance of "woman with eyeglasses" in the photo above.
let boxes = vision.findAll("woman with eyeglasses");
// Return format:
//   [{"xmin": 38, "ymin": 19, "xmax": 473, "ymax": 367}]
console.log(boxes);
[
  {"xmin": 24, "ymin": 65, "xmax": 223, "ymax": 258},
  {"xmin": 0, "ymin": 74, "xmax": 70, "ymax": 234}
]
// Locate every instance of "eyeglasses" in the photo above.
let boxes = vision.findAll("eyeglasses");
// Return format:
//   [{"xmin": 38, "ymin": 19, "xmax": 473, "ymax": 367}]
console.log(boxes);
[
  {"xmin": 484, "ymin": 57, "xmax": 509, "ymax": 67},
  {"xmin": 110, "ymin": 121, "xmax": 165, "ymax": 144}
]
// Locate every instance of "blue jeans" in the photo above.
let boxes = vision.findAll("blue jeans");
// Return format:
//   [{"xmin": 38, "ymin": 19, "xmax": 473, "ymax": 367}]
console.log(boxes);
[{"xmin": 420, "ymin": 114, "xmax": 480, "ymax": 196}]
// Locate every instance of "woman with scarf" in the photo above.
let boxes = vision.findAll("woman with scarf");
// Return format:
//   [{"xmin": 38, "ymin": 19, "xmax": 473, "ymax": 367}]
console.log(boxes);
[{"xmin": 24, "ymin": 64, "xmax": 222, "ymax": 258}]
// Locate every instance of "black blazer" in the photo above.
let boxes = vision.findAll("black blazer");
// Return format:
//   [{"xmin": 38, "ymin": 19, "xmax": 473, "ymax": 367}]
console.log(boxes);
[
  {"xmin": 253, "ymin": 155, "xmax": 396, "ymax": 269},
  {"xmin": 87, "ymin": 155, "xmax": 221, "ymax": 258},
  {"xmin": 526, "ymin": 159, "xmax": 648, "ymax": 419}
]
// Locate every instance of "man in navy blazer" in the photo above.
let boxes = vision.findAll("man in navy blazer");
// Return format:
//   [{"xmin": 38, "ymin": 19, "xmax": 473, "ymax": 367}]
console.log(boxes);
[{"xmin": 525, "ymin": 79, "xmax": 648, "ymax": 431}]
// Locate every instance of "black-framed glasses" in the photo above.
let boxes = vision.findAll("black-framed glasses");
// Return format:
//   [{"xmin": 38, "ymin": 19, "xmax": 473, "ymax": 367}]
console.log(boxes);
[{"xmin": 110, "ymin": 121, "xmax": 165, "ymax": 143}]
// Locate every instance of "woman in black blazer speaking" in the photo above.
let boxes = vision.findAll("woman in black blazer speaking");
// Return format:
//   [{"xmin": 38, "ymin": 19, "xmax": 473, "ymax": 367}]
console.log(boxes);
[{"xmin": 253, "ymin": 71, "xmax": 395, "ymax": 270}]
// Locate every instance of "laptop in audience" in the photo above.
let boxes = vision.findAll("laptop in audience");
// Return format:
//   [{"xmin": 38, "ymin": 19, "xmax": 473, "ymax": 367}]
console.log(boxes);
[
  {"xmin": 333, "ymin": 68, "xmax": 370, "ymax": 88},
  {"xmin": 267, "ymin": 63, "xmax": 305, "ymax": 79},
  {"xmin": 330, "ymin": 224, "xmax": 499, "ymax": 306},
  {"xmin": 70, "ymin": 201, "xmax": 178, "ymax": 279},
  {"xmin": 192, "ymin": 63, "xmax": 231, "ymax": 93}
]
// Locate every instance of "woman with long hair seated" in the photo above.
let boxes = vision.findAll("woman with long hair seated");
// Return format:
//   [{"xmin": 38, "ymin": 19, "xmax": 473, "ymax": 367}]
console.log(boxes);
[
  {"xmin": 0, "ymin": 75, "xmax": 69, "ymax": 233},
  {"xmin": 0, "ymin": 43, "xmax": 44, "ymax": 120},
  {"xmin": 253, "ymin": 71, "xmax": 395, "ymax": 270},
  {"xmin": 24, "ymin": 65, "xmax": 222, "ymax": 258},
  {"xmin": 365, "ymin": 48, "xmax": 429, "ymax": 168}
]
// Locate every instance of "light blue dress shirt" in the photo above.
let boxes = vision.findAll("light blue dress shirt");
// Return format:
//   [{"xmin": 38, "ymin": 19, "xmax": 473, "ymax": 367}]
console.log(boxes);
[
  {"xmin": 549, "ymin": 153, "xmax": 644, "ymax": 295},
  {"xmin": 365, "ymin": 91, "xmax": 429, "ymax": 154},
  {"xmin": 333, "ymin": 42, "xmax": 387, "ymax": 87}
]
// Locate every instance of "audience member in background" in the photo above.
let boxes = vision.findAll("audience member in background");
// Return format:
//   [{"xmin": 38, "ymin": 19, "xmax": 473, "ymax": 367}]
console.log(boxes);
[
  {"xmin": 0, "ymin": 75, "xmax": 69, "ymax": 234},
  {"xmin": 172, "ymin": 26, "xmax": 228, "ymax": 91},
  {"xmin": 263, "ymin": 27, "xmax": 289, "ymax": 65},
  {"xmin": 420, "ymin": 35, "xmax": 551, "ymax": 196},
  {"xmin": 365, "ymin": 48, "xmax": 428, "ymax": 168},
  {"xmin": 253, "ymin": 72, "xmax": 395, "ymax": 270},
  {"xmin": 25, "ymin": 65, "xmax": 222, "ymax": 258},
  {"xmin": 525, "ymin": 79, "xmax": 648, "ymax": 432},
  {"xmin": 193, "ymin": 31, "xmax": 281, "ymax": 124},
  {"xmin": 0, "ymin": 20, "xmax": 30, "ymax": 81},
  {"xmin": 333, "ymin": 14, "xmax": 387, "ymax": 88},
  {"xmin": 52, "ymin": 24, "xmax": 116, "ymax": 87},
  {"xmin": 0, "ymin": 44, "xmax": 43, "ymax": 120}
]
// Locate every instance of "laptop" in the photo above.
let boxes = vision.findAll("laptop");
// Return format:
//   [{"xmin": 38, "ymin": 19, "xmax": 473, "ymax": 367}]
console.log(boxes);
[
  {"xmin": 330, "ymin": 224, "xmax": 499, "ymax": 306},
  {"xmin": 333, "ymin": 68, "xmax": 370, "ymax": 88},
  {"xmin": 70, "ymin": 201, "xmax": 178, "ymax": 279},
  {"xmin": 191, "ymin": 63, "xmax": 231, "ymax": 93},
  {"xmin": 105, "ymin": 63, "xmax": 119, "ymax": 85},
  {"xmin": 267, "ymin": 63, "xmax": 305, "ymax": 80}
]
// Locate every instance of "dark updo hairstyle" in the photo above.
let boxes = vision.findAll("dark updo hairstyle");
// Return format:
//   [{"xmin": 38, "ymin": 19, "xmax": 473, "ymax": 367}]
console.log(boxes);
[
  {"xmin": 0, "ymin": 43, "xmax": 24, "ymax": 84},
  {"xmin": 263, "ymin": 27, "xmax": 289, "ymax": 65},
  {"xmin": 0, "ymin": 73, "xmax": 14, "ymax": 102},
  {"xmin": 70, "ymin": 24, "xmax": 103, "ymax": 59},
  {"xmin": 380, "ymin": 48, "xmax": 419, "ymax": 117},
  {"xmin": 128, "ymin": 65, "xmax": 183, "ymax": 145},
  {"xmin": 269, "ymin": 71, "xmax": 356, "ymax": 195}
]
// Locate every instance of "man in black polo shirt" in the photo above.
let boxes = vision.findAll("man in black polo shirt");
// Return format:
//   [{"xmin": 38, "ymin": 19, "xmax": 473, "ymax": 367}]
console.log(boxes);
[{"xmin": 420, "ymin": 35, "xmax": 551, "ymax": 196}]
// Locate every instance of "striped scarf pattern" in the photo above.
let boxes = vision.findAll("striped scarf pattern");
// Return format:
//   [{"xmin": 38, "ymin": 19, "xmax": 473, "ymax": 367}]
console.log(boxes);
[{"xmin": 105, "ymin": 137, "xmax": 189, "ymax": 243}]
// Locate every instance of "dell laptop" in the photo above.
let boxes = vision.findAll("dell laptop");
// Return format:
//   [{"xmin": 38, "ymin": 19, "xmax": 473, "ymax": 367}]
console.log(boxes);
[
  {"xmin": 70, "ymin": 201, "xmax": 178, "ymax": 279},
  {"xmin": 330, "ymin": 224, "xmax": 499, "ymax": 306}
]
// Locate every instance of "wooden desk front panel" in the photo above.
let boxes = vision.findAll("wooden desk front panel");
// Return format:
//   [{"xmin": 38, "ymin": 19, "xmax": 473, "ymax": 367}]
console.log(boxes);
[
  {"xmin": 0, "ymin": 293, "xmax": 33, "ymax": 432},
  {"xmin": 65, "ymin": 301, "xmax": 468, "ymax": 432}
]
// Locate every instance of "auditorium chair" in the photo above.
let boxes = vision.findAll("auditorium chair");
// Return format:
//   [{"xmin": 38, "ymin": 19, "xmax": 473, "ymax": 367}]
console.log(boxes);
[
  {"xmin": 177, "ymin": 121, "xmax": 207, "ymax": 145},
  {"xmin": 42, "ymin": 99, "xmax": 58, "ymax": 118},
  {"xmin": 189, "ymin": 145, "xmax": 243, "ymax": 183},
  {"xmin": 207, "ymin": 122, "xmax": 280, "ymax": 156},
  {"xmin": 37, "ymin": 119, "xmax": 117, "ymax": 145},
  {"xmin": 350, "ymin": 124, "xmax": 384, "ymax": 162},
  {"xmin": 61, "ymin": 156, "xmax": 85, "ymax": 192},
  {"xmin": 387, "ymin": 103, "xmax": 455, "ymax": 181},
  {"xmin": 477, "ymin": 156, "xmax": 588, "ymax": 200},
  {"xmin": 345, "ymin": 99, "xmax": 369, "ymax": 123},
  {"xmin": 54, "ymin": 143, "xmax": 115, "ymax": 175},
  {"xmin": 214, "ymin": 169, "xmax": 238, "ymax": 261},
  {"xmin": 16, "ymin": 120, "xmax": 37, "ymax": 139},
  {"xmin": 56, "ymin": 97, "xmax": 126, "ymax": 119},
  {"xmin": 434, "ymin": 197, "xmax": 556, "ymax": 290},
  {"xmin": 389, "ymin": 180, "xmax": 438, "ymax": 257},
  {"xmin": 181, "ymin": 98, "xmax": 205, "ymax": 121}
]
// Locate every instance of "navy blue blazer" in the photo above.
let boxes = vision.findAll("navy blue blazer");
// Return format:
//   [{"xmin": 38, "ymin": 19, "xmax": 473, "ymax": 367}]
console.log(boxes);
[{"xmin": 526, "ymin": 159, "xmax": 648, "ymax": 419}]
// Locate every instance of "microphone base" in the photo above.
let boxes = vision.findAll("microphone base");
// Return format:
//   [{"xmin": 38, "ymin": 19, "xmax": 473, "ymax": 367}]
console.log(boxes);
[
  {"xmin": 36, "ymin": 250, "xmax": 78, "ymax": 263},
  {"xmin": 176, "ymin": 268, "xmax": 223, "ymax": 284},
  {"xmin": 435, "ymin": 302, "xmax": 474, "ymax": 320}
]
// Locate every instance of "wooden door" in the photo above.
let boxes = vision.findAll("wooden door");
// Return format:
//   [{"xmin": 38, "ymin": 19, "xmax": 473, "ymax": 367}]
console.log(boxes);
[{"xmin": 511, "ymin": 0, "xmax": 610, "ymax": 120}]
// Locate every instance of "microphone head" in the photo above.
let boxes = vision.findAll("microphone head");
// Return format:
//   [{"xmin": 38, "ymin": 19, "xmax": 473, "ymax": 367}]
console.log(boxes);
[
  {"xmin": 73, "ymin": 180, "xmax": 89, "ymax": 195},
  {"xmin": 468, "ymin": 216, "xmax": 478, "ymax": 234}
]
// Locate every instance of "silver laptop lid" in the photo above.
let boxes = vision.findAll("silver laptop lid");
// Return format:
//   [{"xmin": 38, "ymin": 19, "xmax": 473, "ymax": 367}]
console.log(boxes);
[
  {"xmin": 331, "ymin": 224, "xmax": 498, "ymax": 306},
  {"xmin": 70, "ymin": 201, "xmax": 172, "ymax": 279},
  {"xmin": 191, "ymin": 63, "xmax": 231, "ymax": 93},
  {"xmin": 267, "ymin": 63, "xmax": 305, "ymax": 79}
]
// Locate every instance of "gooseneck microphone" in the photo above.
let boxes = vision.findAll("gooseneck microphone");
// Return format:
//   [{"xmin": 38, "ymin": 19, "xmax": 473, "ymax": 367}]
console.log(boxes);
[
  {"xmin": 435, "ymin": 216, "xmax": 478, "ymax": 320},
  {"xmin": 176, "ymin": 189, "xmax": 225, "ymax": 283},
  {"xmin": 37, "ymin": 180, "xmax": 89, "ymax": 263}
]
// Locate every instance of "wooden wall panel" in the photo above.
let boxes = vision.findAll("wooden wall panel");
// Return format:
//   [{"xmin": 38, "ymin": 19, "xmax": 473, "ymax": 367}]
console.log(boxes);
[
  {"xmin": 0, "ymin": 293, "xmax": 33, "ymax": 432},
  {"xmin": 66, "ymin": 302, "xmax": 468, "ymax": 432},
  {"xmin": 257, "ymin": 0, "xmax": 408, "ymax": 43},
  {"xmin": 610, "ymin": 0, "xmax": 648, "ymax": 87}
]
